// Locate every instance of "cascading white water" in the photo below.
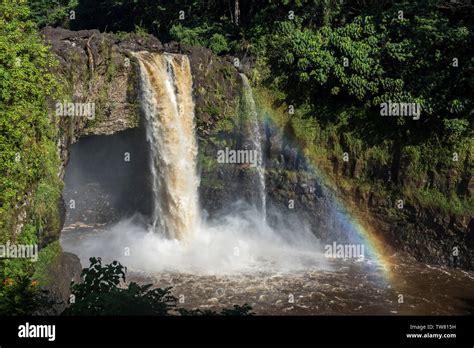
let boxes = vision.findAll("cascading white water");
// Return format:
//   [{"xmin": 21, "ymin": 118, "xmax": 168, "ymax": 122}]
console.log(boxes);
[
  {"xmin": 62, "ymin": 52, "xmax": 326, "ymax": 277},
  {"xmin": 240, "ymin": 74, "xmax": 266, "ymax": 220},
  {"xmin": 134, "ymin": 51, "xmax": 200, "ymax": 240}
]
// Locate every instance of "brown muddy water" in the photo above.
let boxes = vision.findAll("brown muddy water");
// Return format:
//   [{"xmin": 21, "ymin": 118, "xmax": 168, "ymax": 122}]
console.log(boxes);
[{"xmin": 61, "ymin": 223, "xmax": 474, "ymax": 316}]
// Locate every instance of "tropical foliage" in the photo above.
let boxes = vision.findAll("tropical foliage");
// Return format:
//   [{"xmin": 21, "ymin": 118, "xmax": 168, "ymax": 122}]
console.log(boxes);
[{"xmin": 64, "ymin": 258, "xmax": 254, "ymax": 316}]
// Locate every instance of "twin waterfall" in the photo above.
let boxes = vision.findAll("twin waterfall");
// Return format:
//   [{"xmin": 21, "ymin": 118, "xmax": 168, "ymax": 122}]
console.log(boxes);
[
  {"xmin": 135, "ymin": 52, "xmax": 200, "ymax": 240},
  {"xmin": 240, "ymin": 74, "xmax": 266, "ymax": 221},
  {"xmin": 134, "ymin": 51, "xmax": 266, "ymax": 240}
]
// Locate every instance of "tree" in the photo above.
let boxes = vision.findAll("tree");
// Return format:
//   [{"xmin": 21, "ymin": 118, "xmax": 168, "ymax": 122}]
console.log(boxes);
[
  {"xmin": 28, "ymin": 0, "xmax": 78, "ymax": 28},
  {"xmin": 265, "ymin": 0, "xmax": 472, "ymax": 139},
  {"xmin": 0, "ymin": 0, "xmax": 61, "ymax": 242}
]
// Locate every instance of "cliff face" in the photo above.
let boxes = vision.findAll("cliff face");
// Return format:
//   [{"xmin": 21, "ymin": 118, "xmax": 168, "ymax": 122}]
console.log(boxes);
[
  {"xmin": 41, "ymin": 27, "xmax": 152, "ymax": 176},
  {"xmin": 41, "ymin": 26, "xmax": 256, "ymax": 222},
  {"xmin": 255, "ymin": 108, "xmax": 474, "ymax": 269},
  {"xmin": 42, "ymin": 27, "xmax": 473, "ymax": 270},
  {"xmin": 41, "ymin": 27, "xmax": 243, "ymax": 173},
  {"xmin": 263, "ymin": 158, "xmax": 473, "ymax": 269}
]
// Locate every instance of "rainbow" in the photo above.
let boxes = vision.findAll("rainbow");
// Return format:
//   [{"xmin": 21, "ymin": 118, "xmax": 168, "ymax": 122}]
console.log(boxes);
[{"xmin": 255, "ymin": 91, "xmax": 395, "ymax": 283}]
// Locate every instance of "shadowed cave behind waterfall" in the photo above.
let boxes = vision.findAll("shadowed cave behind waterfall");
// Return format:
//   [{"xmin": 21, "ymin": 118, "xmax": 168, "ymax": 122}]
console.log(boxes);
[{"xmin": 63, "ymin": 127, "xmax": 153, "ymax": 226}]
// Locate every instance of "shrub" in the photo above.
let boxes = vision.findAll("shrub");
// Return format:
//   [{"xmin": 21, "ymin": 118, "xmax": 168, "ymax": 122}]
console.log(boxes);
[
  {"xmin": 209, "ymin": 33, "xmax": 230, "ymax": 55},
  {"xmin": 63, "ymin": 258, "xmax": 254, "ymax": 316}
]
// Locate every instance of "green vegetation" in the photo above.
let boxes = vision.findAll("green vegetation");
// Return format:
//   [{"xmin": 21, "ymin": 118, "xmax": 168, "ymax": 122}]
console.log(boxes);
[
  {"xmin": 35, "ymin": 1, "xmax": 469, "ymax": 216},
  {"xmin": 2, "ymin": 256, "xmax": 255, "ymax": 315},
  {"xmin": 63, "ymin": 257, "xmax": 177, "ymax": 315},
  {"xmin": 32, "ymin": 241, "xmax": 62, "ymax": 284},
  {"xmin": 0, "ymin": 232, "xmax": 62, "ymax": 315},
  {"xmin": 64, "ymin": 258, "xmax": 254, "ymax": 316},
  {"xmin": 256, "ymin": 84, "xmax": 473, "ymax": 215},
  {"xmin": 0, "ymin": 0, "xmax": 62, "ymax": 242},
  {"xmin": 28, "ymin": 0, "xmax": 78, "ymax": 28},
  {"xmin": 0, "ymin": 0, "xmax": 64, "ymax": 314},
  {"xmin": 1, "ymin": 0, "xmax": 472, "ymax": 315},
  {"xmin": 0, "ymin": 274, "xmax": 54, "ymax": 315},
  {"xmin": 249, "ymin": 0, "xmax": 472, "ymax": 215}
]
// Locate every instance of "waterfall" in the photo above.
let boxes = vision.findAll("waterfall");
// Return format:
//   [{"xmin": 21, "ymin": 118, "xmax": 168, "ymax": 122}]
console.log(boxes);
[
  {"xmin": 240, "ymin": 74, "xmax": 266, "ymax": 220},
  {"xmin": 134, "ymin": 51, "xmax": 200, "ymax": 240},
  {"xmin": 61, "ymin": 55, "xmax": 327, "ymax": 278}
]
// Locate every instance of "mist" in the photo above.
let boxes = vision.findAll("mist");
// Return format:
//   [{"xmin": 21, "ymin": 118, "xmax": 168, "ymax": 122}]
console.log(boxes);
[{"xmin": 61, "ymin": 201, "xmax": 329, "ymax": 275}]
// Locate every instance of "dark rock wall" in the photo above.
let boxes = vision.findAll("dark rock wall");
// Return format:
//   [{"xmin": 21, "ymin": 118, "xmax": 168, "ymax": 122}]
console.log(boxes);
[
  {"xmin": 259, "ymin": 119, "xmax": 474, "ymax": 269},
  {"xmin": 63, "ymin": 128, "xmax": 152, "ymax": 226}
]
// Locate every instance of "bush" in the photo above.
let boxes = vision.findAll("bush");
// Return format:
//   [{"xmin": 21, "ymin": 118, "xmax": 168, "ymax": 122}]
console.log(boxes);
[
  {"xmin": 63, "ymin": 258, "xmax": 254, "ymax": 316},
  {"xmin": 0, "ymin": 273, "xmax": 53, "ymax": 315},
  {"xmin": 209, "ymin": 33, "xmax": 230, "ymax": 55},
  {"xmin": 63, "ymin": 257, "xmax": 177, "ymax": 315},
  {"xmin": 169, "ymin": 23, "xmax": 209, "ymax": 47}
]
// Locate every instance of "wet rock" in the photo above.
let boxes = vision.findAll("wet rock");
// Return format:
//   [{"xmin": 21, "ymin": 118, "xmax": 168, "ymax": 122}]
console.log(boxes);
[{"xmin": 40, "ymin": 252, "xmax": 82, "ymax": 315}]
